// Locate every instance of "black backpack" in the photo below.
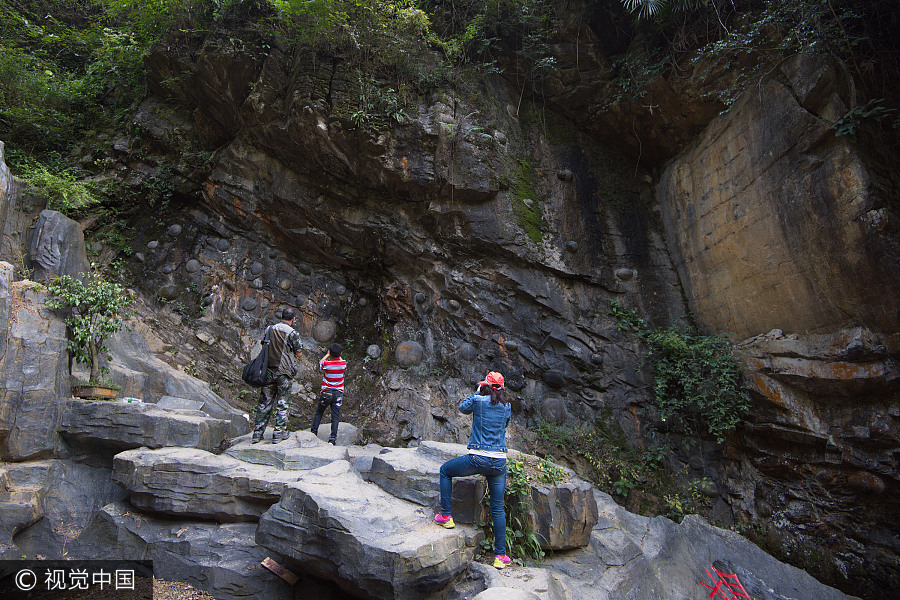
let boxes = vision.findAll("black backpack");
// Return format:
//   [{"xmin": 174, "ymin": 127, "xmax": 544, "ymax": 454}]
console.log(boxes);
[{"xmin": 241, "ymin": 326, "xmax": 271, "ymax": 387}]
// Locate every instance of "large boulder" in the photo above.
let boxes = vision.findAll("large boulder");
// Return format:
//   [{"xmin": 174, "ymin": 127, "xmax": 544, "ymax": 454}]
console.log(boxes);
[
  {"xmin": 60, "ymin": 399, "xmax": 230, "ymax": 452},
  {"xmin": 26, "ymin": 210, "xmax": 90, "ymax": 283},
  {"xmin": 546, "ymin": 490, "xmax": 860, "ymax": 600},
  {"xmin": 366, "ymin": 446, "xmax": 485, "ymax": 524},
  {"xmin": 415, "ymin": 442, "xmax": 599, "ymax": 548},
  {"xmin": 312, "ymin": 421, "xmax": 359, "ymax": 446},
  {"xmin": 227, "ymin": 430, "xmax": 349, "ymax": 470},
  {"xmin": 522, "ymin": 479, "xmax": 598, "ymax": 551},
  {"xmin": 112, "ymin": 447, "xmax": 303, "ymax": 522},
  {"xmin": 256, "ymin": 460, "xmax": 479, "ymax": 600},
  {"xmin": 73, "ymin": 501, "xmax": 300, "ymax": 600},
  {"xmin": 0, "ymin": 264, "xmax": 70, "ymax": 460}
]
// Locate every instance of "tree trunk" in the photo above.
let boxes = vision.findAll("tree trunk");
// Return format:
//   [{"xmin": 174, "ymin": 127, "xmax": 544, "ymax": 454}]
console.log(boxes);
[{"xmin": 89, "ymin": 337, "xmax": 99, "ymax": 383}]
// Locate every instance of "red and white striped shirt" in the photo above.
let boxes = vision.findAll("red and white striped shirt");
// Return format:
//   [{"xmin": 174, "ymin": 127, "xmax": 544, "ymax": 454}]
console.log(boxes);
[{"xmin": 320, "ymin": 358, "xmax": 347, "ymax": 391}]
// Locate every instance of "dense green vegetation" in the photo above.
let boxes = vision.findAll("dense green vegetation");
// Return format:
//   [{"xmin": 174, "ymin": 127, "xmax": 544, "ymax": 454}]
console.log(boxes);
[
  {"xmin": 531, "ymin": 418, "xmax": 711, "ymax": 521},
  {"xmin": 4, "ymin": 0, "xmax": 895, "ymax": 175},
  {"xmin": 609, "ymin": 300, "xmax": 750, "ymax": 442}
]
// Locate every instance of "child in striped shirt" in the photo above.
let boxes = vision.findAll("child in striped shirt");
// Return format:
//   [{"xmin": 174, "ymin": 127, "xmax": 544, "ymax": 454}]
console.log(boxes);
[{"xmin": 310, "ymin": 343, "xmax": 347, "ymax": 444}]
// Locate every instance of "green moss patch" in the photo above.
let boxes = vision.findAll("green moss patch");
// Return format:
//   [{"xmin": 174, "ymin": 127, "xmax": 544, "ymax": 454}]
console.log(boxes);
[{"xmin": 510, "ymin": 158, "xmax": 544, "ymax": 244}]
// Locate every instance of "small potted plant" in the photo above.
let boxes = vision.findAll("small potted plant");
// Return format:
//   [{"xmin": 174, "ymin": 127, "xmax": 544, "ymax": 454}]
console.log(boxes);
[{"xmin": 45, "ymin": 273, "xmax": 131, "ymax": 399}]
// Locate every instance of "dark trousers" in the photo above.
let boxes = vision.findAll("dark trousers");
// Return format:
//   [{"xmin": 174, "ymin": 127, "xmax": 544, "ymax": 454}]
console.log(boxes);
[
  {"xmin": 311, "ymin": 389, "xmax": 342, "ymax": 442},
  {"xmin": 439, "ymin": 454, "xmax": 507, "ymax": 555}
]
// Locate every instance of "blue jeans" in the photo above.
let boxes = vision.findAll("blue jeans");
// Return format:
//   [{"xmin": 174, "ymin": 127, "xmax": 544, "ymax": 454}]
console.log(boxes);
[
  {"xmin": 311, "ymin": 389, "xmax": 342, "ymax": 442},
  {"xmin": 439, "ymin": 453, "xmax": 507, "ymax": 555}
]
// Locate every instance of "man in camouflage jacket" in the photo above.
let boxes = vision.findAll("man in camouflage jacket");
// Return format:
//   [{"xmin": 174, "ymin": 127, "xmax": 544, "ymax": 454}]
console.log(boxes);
[{"xmin": 252, "ymin": 307, "xmax": 304, "ymax": 443}]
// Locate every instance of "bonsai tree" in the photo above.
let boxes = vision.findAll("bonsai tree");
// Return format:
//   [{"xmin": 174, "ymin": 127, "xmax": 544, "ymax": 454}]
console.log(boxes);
[{"xmin": 45, "ymin": 274, "xmax": 131, "ymax": 385}]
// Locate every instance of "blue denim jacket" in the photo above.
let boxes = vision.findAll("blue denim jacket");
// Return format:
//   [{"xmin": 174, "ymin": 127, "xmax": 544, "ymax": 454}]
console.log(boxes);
[{"xmin": 460, "ymin": 393, "xmax": 512, "ymax": 453}]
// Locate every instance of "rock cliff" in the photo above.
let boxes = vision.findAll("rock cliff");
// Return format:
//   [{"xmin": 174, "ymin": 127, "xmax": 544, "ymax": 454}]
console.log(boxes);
[
  {"xmin": 0, "ymin": 3, "xmax": 897, "ymax": 598},
  {"xmin": 0, "ymin": 262, "xmax": 861, "ymax": 599}
]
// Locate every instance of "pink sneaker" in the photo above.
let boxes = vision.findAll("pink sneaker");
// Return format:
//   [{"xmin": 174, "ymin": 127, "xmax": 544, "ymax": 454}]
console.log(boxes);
[
  {"xmin": 493, "ymin": 554, "xmax": 512, "ymax": 569},
  {"xmin": 434, "ymin": 514, "xmax": 455, "ymax": 529}
]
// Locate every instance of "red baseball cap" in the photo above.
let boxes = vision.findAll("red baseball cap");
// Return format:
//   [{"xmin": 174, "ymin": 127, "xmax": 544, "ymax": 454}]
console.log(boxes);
[{"xmin": 478, "ymin": 371, "xmax": 505, "ymax": 389}]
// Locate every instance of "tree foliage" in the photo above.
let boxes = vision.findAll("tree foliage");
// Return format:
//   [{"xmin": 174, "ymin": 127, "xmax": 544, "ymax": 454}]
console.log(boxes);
[
  {"xmin": 270, "ymin": 0, "xmax": 434, "ymax": 126},
  {"xmin": 45, "ymin": 274, "xmax": 131, "ymax": 384},
  {"xmin": 12, "ymin": 154, "xmax": 100, "ymax": 216},
  {"xmin": 617, "ymin": 0, "xmax": 900, "ymax": 135},
  {"xmin": 0, "ymin": 0, "xmax": 145, "ymax": 154}
]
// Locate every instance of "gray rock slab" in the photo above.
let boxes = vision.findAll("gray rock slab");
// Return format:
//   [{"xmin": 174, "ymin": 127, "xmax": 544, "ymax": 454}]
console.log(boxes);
[
  {"xmin": 60, "ymin": 399, "xmax": 230, "ymax": 452},
  {"xmin": 157, "ymin": 396, "xmax": 205, "ymax": 411},
  {"xmin": 469, "ymin": 563, "xmax": 566, "ymax": 600},
  {"xmin": 367, "ymin": 447, "xmax": 485, "ymax": 524},
  {"xmin": 536, "ymin": 490, "xmax": 860, "ymax": 600},
  {"xmin": 73, "ymin": 501, "xmax": 296, "ymax": 600},
  {"xmin": 112, "ymin": 447, "xmax": 302, "ymax": 522},
  {"xmin": 0, "ymin": 267, "xmax": 69, "ymax": 460},
  {"xmin": 2, "ymin": 459, "xmax": 126, "ymax": 560},
  {"xmin": 257, "ymin": 460, "xmax": 481, "ymax": 600},
  {"xmin": 368, "ymin": 447, "xmax": 445, "ymax": 507},
  {"xmin": 281, "ymin": 445, "xmax": 349, "ymax": 470},
  {"xmin": 0, "ymin": 465, "xmax": 46, "ymax": 542},
  {"xmin": 524, "ymin": 479, "xmax": 598, "ymax": 550},
  {"xmin": 226, "ymin": 430, "xmax": 332, "ymax": 469},
  {"xmin": 416, "ymin": 440, "xmax": 469, "ymax": 462},
  {"xmin": 101, "ymin": 326, "xmax": 249, "ymax": 437},
  {"xmin": 312, "ymin": 421, "xmax": 359, "ymax": 445},
  {"xmin": 348, "ymin": 443, "xmax": 387, "ymax": 478}
]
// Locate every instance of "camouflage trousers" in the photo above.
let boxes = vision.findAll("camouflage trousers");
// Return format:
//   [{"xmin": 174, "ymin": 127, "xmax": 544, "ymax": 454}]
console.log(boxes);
[{"xmin": 253, "ymin": 371, "xmax": 292, "ymax": 436}]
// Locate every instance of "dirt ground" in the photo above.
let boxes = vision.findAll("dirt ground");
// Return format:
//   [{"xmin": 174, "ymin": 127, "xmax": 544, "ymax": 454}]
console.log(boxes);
[{"xmin": 153, "ymin": 579, "xmax": 214, "ymax": 600}]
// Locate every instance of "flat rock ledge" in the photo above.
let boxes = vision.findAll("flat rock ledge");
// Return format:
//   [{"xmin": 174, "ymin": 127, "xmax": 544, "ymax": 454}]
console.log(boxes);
[
  {"xmin": 256, "ymin": 460, "xmax": 480, "ymax": 600},
  {"xmin": 60, "ymin": 399, "xmax": 230, "ymax": 452},
  {"xmin": 112, "ymin": 447, "xmax": 305, "ymax": 522},
  {"xmin": 226, "ymin": 430, "xmax": 349, "ymax": 470}
]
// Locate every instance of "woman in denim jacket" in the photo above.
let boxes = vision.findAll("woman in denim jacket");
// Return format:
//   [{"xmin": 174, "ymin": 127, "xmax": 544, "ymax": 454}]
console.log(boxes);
[{"xmin": 435, "ymin": 371, "xmax": 513, "ymax": 569}]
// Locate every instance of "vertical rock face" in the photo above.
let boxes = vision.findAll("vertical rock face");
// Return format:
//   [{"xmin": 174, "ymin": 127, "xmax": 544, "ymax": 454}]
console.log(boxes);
[
  {"xmin": 656, "ymin": 54, "xmax": 900, "ymax": 596},
  {"xmin": 731, "ymin": 327, "xmax": 899, "ymax": 595},
  {"xmin": 0, "ymin": 142, "xmax": 11, "ymax": 235},
  {"xmin": 657, "ymin": 55, "xmax": 899, "ymax": 339},
  {"xmin": 125, "ymin": 26, "xmax": 689, "ymax": 451},
  {"xmin": 0, "ymin": 262, "xmax": 69, "ymax": 460}
]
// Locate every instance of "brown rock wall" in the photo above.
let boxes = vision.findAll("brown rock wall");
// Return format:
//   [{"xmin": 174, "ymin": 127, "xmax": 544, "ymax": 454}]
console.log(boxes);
[
  {"xmin": 729, "ymin": 328, "xmax": 899, "ymax": 596},
  {"xmin": 658, "ymin": 56, "xmax": 899, "ymax": 339}
]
